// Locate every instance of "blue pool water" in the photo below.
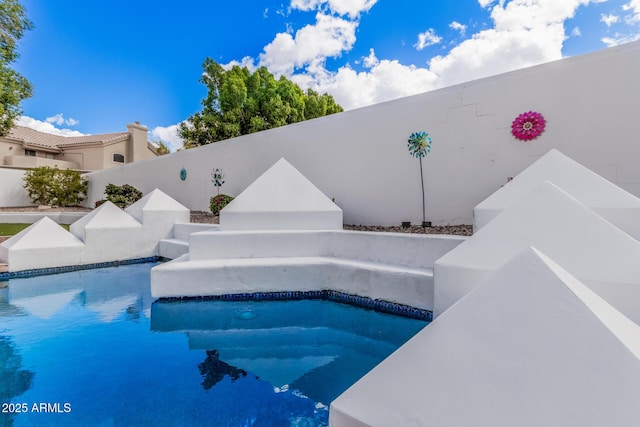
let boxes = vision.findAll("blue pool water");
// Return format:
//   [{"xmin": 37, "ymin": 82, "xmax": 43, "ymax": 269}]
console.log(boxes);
[{"xmin": 0, "ymin": 263, "xmax": 428, "ymax": 426}]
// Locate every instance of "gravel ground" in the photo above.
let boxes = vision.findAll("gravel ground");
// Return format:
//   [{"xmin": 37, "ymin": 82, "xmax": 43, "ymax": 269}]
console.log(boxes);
[{"xmin": 190, "ymin": 211, "xmax": 473, "ymax": 236}]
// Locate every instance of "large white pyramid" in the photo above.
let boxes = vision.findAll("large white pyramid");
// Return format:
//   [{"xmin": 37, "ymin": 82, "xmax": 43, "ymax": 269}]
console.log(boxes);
[
  {"xmin": 0, "ymin": 217, "xmax": 84, "ymax": 270},
  {"xmin": 474, "ymin": 149, "xmax": 640, "ymax": 238},
  {"xmin": 434, "ymin": 181, "xmax": 640, "ymax": 321},
  {"xmin": 220, "ymin": 158, "xmax": 343, "ymax": 230},
  {"xmin": 70, "ymin": 201, "xmax": 141, "ymax": 241},
  {"xmin": 331, "ymin": 247, "xmax": 640, "ymax": 427}
]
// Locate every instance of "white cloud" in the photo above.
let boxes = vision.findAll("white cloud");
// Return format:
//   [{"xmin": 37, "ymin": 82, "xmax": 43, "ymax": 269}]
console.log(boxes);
[
  {"xmin": 601, "ymin": 13, "xmax": 620, "ymax": 26},
  {"xmin": 223, "ymin": 55, "xmax": 258, "ymax": 72},
  {"xmin": 571, "ymin": 26, "xmax": 582, "ymax": 36},
  {"xmin": 414, "ymin": 29, "xmax": 442, "ymax": 50},
  {"xmin": 259, "ymin": 13, "xmax": 357, "ymax": 75},
  {"xmin": 290, "ymin": 0, "xmax": 323, "ymax": 11},
  {"xmin": 290, "ymin": 0, "xmax": 377, "ymax": 19},
  {"xmin": 602, "ymin": 32, "xmax": 640, "ymax": 46},
  {"xmin": 324, "ymin": 0, "xmax": 603, "ymax": 109},
  {"xmin": 623, "ymin": 0, "xmax": 640, "ymax": 13},
  {"xmin": 623, "ymin": 0, "xmax": 640, "ymax": 23},
  {"xmin": 449, "ymin": 21, "xmax": 467, "ymax": 35},
  {"xmin": 478, "ymin": 0, "xmax": 497, "ymax": 7},
  {"xmin": 45, "ymin": 113, "xmax": 79, "ymax": 127},
  {"xmin": 150, "ymin": 124, "xmax": 183, "ymax": 152},
  {"xmin": 225, "ymin": 0, "xmax": 611, "ymax": 112},
  {"xmin": 17, "ymin": 116, "xmax": 85, "ymax": 137},
  {"xmin": 362, "ymin": 48, "xmax": 379, "ymax": 67}
]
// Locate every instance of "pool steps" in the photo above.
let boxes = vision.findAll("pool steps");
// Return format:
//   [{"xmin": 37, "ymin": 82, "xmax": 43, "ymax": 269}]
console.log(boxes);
[
  {"xmin": 158, "ymin": 223, "xmax": 219, "ymax": 259},
  {"xmin": 151, "ymin": 231, "xmax": 465, "ymax": 311}
]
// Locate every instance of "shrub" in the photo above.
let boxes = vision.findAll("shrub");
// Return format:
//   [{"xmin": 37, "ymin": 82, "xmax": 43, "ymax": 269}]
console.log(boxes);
[
  {"xmin": 209, "ymin": 194, "xmax": 233, "ymax": 215},
  {"xmin": 104, "ymin": 183, "xmax": 143, "ymax": 208},
  {"xmin": 23, "ymin": 166, "xmax": 88, "ymax": 207}
]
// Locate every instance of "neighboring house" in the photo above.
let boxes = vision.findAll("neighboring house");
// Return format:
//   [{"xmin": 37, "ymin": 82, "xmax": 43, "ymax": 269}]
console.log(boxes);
[{"xmin": 0, "ymin": 122, "xmax": 159, "ymax": 171}]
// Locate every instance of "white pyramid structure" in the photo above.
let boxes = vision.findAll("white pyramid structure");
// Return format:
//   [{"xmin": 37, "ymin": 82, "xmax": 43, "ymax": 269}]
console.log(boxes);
[
  {"xmin": 70, "ymin": 201, "xmax": 143, "ymax": 263},
  {"xmin": 122, "ymin": 189, "xmax": 190, "ymax": 256},
  {"xmin": 1, "ymin": 189, "xmax": 190, "ymax": 272},
  {"xmin": 434, "ymin": 181, "xmax": 640, "ymax": 322},
  {"xmin": 474, "ymin": 149, "xmax": 640, "ymax": 239},
  {"xmin": 220, "ymin": 158, "xmax": 343, "ymax": 230},
  {"xmin": 70, "ymin": 201, "xmax": 141, "ymax": 240},
  {"xmin": 0, "ymin": 217, "xmax": 84, "ymax": 271},
  {"xmin": 331, "ymin": 247, "xmax": 640, "ymax": 427},
  {"xmin": 125, "ymin": 188, "xmax": 189, "ymax": 224}
]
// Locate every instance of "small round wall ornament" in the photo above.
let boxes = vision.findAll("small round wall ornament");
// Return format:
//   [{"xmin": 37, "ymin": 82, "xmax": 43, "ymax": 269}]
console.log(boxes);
[
  {"xmin": 179, "ymin": 167, "xmax": 187, "ymax": 181},
  {"xmin": 511, "ymin": 111, "xmax": 546, "ymax": 141}
]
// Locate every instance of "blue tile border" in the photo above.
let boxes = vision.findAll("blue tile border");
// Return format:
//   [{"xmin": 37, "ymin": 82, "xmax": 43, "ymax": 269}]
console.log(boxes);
[
  {"xmin": 161, "ymin": 290, "xmax": 433, "ymax": 321},
  {"xmin": 0, "ymin": 256, "xmax": 160, "ymax": 281}
]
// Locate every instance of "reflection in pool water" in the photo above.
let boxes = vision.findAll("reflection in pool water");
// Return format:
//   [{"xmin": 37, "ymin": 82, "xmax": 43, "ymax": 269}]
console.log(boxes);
[{"xmin": 0, "ymin": 263, "xmax": 428, "ymax": 426}]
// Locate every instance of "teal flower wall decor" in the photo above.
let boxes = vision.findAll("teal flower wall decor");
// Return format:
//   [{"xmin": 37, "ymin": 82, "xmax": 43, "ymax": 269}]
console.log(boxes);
[
  {"xmin": 407, "ymin": 131, "xmax": 432, "ymax": 158},
  {"xmin": 180, "ymin": 167, "xmax": 187, "ymax": 181}
]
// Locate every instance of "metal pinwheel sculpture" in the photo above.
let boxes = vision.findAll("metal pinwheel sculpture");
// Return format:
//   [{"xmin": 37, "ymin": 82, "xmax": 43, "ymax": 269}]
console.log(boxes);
[
  {"xmin": 407, "ymin": 131, "xmax": 432, "ymax": 226},
  {"xmin": 211, "ymin": 168, "xmax": 225, "ymax": 196}
]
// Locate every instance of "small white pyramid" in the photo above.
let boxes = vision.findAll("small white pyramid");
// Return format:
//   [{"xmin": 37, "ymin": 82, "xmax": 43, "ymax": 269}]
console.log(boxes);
[
  {"xmin": 0, "ymin": 217, "xmax": 84, "ymax": 270},
  {"xmin": 125, "ymin": 188, "xmax": 189, "ymax": 223},
  {"xmin": 331, "ymin": 247, "xmax": 640, "ymax": 426},
  {"xmin": 1, "ymin": 217, "xmax": 83, "ymax": 251},
  {"xmin": 474, "ymin": 149, "xmax": 640, "ymax": 237},
  {"xmin": 220, "ymin": 158, "xmax": 342, "ymax": 230},
  {"xmin": 70, "ymin": 201, "xmax": 141, "ymax": 241},
  {"xmin": 434, "ymin": 181, "xmax": 640, "ymax": 320}
]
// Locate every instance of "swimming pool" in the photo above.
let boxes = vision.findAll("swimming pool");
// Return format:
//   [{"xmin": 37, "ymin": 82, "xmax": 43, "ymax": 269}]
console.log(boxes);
[{"xmin": 0, "ymin": 262, "xmax": 428, "ymax": 426}]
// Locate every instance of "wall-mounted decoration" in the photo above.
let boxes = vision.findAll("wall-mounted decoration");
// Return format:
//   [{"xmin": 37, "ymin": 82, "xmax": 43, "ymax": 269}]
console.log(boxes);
[
  {"xmin": 511, "ymin": 111, "xmax": 546, "ymax": 141},
  {"xmin": 180, "ymin": 167, "xmax": 187, "ymax": 181},
  {"xmin": 211, "ymin": 168, "xmax": 225, "ymax": 195},
  {"xmin": 407, "ymin": 131, "xmax": 433, "ymax": 227}
]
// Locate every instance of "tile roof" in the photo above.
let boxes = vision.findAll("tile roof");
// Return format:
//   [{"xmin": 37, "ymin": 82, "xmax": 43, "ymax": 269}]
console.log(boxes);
[{"xmin": 5, "ymin": 126, "xmax": 130, "ymax": 150}]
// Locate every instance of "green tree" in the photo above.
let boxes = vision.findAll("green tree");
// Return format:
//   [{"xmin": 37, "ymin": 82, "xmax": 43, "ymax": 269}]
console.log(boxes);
[
  {"xmin": 103, "ymin": 183, "xmax": 142, "ymax": 208},
  {"xmin": 154, "ymin": 141, "xmax": 170, "ymax": 155},
  {"xmin": 179, "ymin": 59, "xmax": 343, "ymax": 148},
  {"xmin": 23, "ymin": 166, "xmax": 88, "ymax": 207},
  {"xmin": 0, "ymin": 0, "xmax": 33, "ymax": 137}
]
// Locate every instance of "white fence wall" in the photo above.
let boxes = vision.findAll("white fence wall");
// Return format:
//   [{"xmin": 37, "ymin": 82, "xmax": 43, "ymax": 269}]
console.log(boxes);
[
  {"xmin": 0, "ymin": 168, "xmax": 32, "ymax": 207},
  {"xmin": 85, "ymin": 42, "xmax": 640, "ymax": 226}
]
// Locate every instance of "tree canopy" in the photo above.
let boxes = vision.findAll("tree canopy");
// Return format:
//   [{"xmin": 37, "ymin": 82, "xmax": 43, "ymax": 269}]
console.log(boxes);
[
  {"xmin": 179, "ymin": 58, "xmax": 343, "ymax": 148},
  {"xmin": 0, "ymin": 0, "xmax": 33, "ymax": 137}
]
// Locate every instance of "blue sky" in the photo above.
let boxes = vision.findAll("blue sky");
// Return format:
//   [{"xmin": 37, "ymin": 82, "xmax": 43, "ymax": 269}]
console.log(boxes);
[{"xmin": 12, "ymin": 0, "xmax": 640, "ymax": 150}]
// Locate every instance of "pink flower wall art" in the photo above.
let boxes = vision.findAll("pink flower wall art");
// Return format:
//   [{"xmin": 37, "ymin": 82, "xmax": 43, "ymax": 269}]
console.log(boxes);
[{"xmin": 511, "ymin": 111, "xmax": 546, "ymax": 141}]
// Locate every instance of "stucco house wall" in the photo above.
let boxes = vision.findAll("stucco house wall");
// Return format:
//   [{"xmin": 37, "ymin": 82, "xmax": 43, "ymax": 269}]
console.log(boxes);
[
  {"xmin": 0, "ymin": 122, "xmax": 158, "ymax": 173},
  {"xmin": 81, "ymin": 41, "xmax": 640, "ymax": 225}
]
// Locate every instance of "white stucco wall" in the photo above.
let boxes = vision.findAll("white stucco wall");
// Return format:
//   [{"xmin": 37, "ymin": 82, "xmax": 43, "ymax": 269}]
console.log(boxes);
[
  {"xmin": 85, "ymin": 41, "xmax": 640, "ymax": 226},
  {"xmin": 0, "ymin": 168, "xmax": 32, "ymax": 207}
]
